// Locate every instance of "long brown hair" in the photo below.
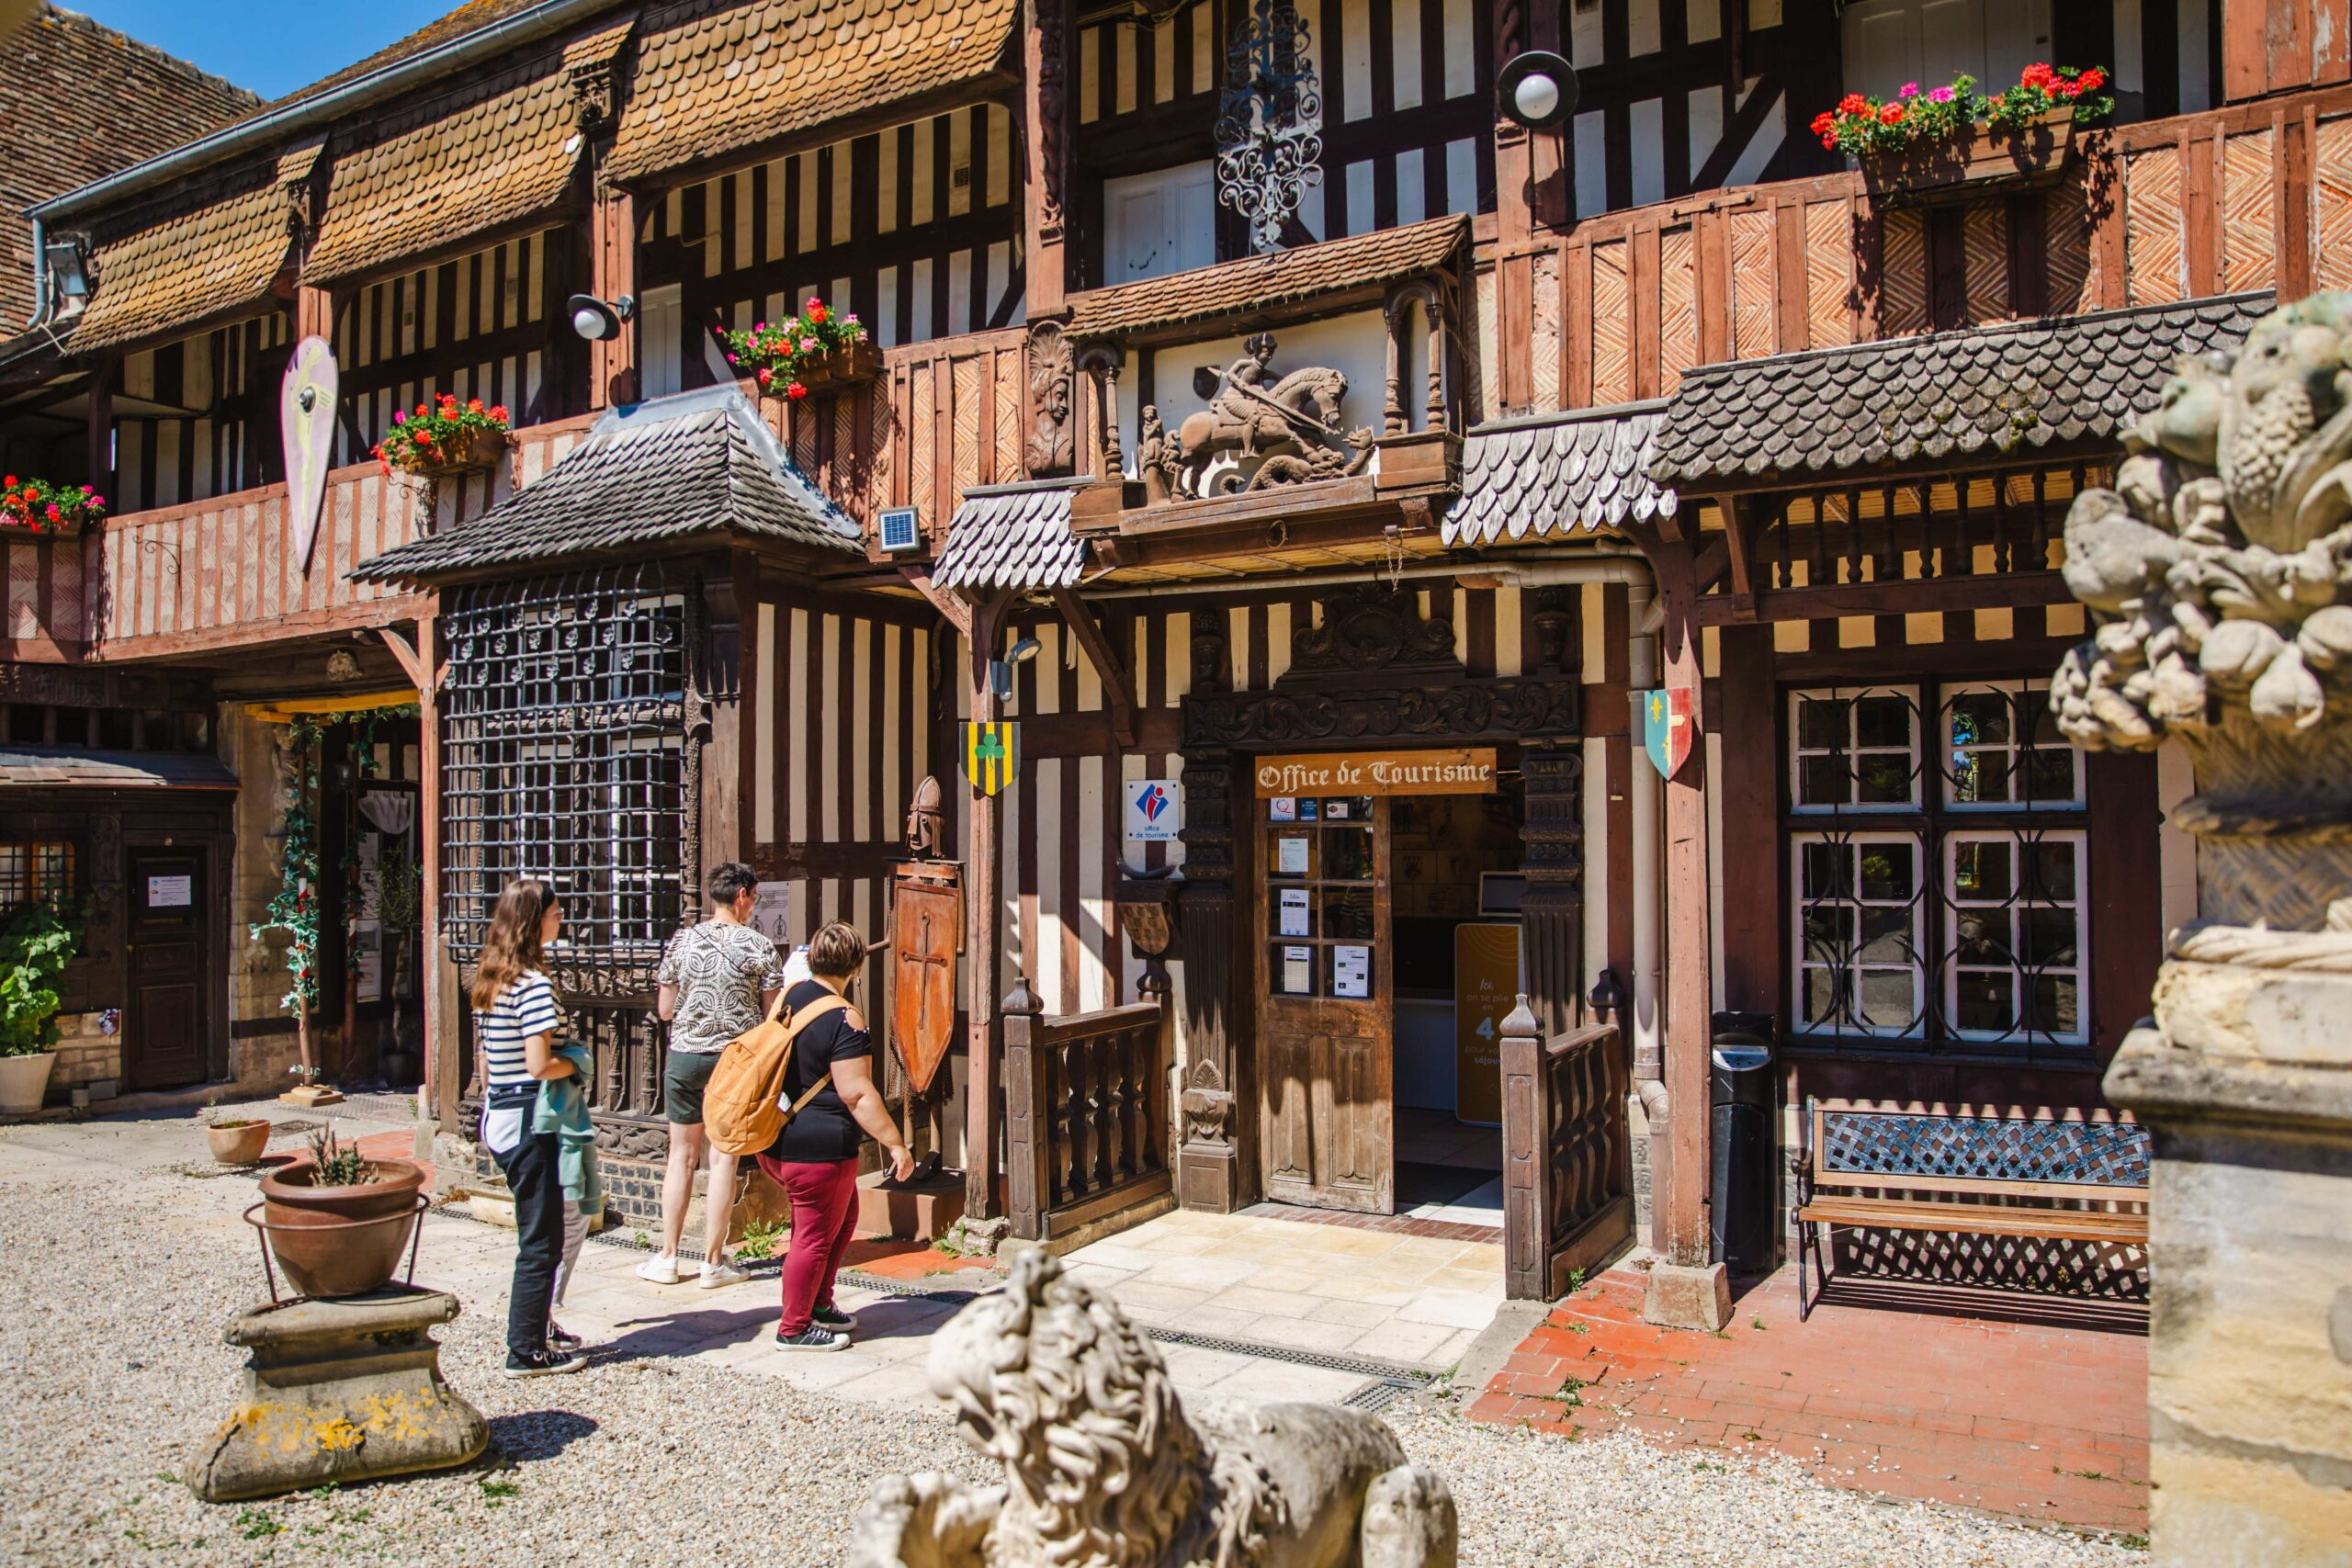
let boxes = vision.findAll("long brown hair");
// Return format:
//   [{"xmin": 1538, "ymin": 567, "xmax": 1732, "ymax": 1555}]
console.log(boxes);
[{"xmin": 470, "ymin": 878, "xmax": 557, "ymax": 1009}]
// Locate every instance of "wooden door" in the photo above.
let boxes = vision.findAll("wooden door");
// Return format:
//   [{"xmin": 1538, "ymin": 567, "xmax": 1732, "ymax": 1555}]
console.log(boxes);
[
  {"xmin": 1257, "ymin": 792, "xmax": 1394, "ymax": 1213},
  {"xmin": 125, "ymin": 850, "xmax": 209, "ymax": 1090}
]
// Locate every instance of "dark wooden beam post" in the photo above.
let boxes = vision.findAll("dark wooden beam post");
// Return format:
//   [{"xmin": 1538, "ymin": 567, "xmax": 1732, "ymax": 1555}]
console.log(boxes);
[
  {"xmin": 84, "ymin": 355, "xmax": 114, "ymax": 505},
  {"xmin": 417, "ymin": 606, "xmax": 461, "ymax": 1134},
  {"xmin": 1050, "ymin": 587, "xmax": 1136, "ymax": 746},
  {"xmin": 964, "ymin": 591, "xmax": 1013, "ymax": 1220},
  {"xmin": 1499, "ymin": 993, "xmax": 1552, "ymax": 1301},
  {"xmin": 1023, "ymin": 0, "xmax": 1070, "ymax": 318},
  {"xmin": 591, "ymin": 185, "xmax": 639, "ymax": 409},
  {"xmin": 1001, "ymin": 976, "xmax": 1046, "ymax": 1239}
]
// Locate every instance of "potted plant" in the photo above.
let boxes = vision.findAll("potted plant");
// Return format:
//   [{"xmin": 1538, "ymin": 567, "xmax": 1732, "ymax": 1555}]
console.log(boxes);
[
  {"xmin": 718, "ymin": 298, "xmax": 880, "ymax": 401},
  {"xmin": 257, "ymin": 1124, "xmax": 427, "ymax": 1298},
  {"xmin": 1812, "ymin": 62, "xmax": 2111, "ymax": 203},
  {"xmin": 0, "ymin": 901, "xmax": 80, "ymax": 1116},
  {"xmin": 372, "ymin": 394, "xmax": 511, "ymax": 479},
  {"xmin": 0, "ymin": 475, "xmax": 107, "ymax": 539},
  {"xmin": 204, "ymin": 1108, "xmax": 273, "ymax": 1167}
]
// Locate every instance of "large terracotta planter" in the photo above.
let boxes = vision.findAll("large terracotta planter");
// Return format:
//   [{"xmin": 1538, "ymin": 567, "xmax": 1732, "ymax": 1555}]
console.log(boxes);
[
  {"xmin": 207, "ymin": 1119, "xmax": 272, "ymax": 1166},
  {"xmin": 763, "ymin": 342, "xmax": 883, "ymax": 400},
  {"xmin": 0, "ymin": 1051, "xmax": 56, "ymax": 1115},
  {"xmin": 393, "ymin": 426, "xmax": 509, "ymax": 480},
  {"xmin": 0, "ymin": 516, "xmax": 85, "ymax": 541},
  {"xmin": 258, "ymin": 1158, "xmax": 427, "ymax": 1299}
]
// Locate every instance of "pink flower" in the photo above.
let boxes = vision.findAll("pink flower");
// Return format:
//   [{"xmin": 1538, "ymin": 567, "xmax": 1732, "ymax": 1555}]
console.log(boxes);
[
  {"xmin": 1900, "ymin": 81, "xmax": 1920, "ymax": 97},
  {"xmin": 392, "ymin": 410, "xmax": 405, "ymax": 424},
  {"xmin": 1929, "ymin": 85, "xmax": 1955, "ymax": 103}
]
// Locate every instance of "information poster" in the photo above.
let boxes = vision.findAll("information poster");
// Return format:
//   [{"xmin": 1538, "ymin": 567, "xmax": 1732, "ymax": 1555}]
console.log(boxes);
[
  {"xmin": 146, "ymin": 874, "xmax": 192, "ymax": 908},
  {"xmin": 750, "ymin": 884, "xmax": 793, "ymax": 946},
  {"xmin": 1454, "ymin": 922, "xmax": 1521, "ymax": 1126},
  {"xmin": 1333, "ymin": 944, "xmax": 1371, "ymax": 999},
  {"xmin": 1282, "ymin": 945, "xmax": 1313, "ymax": 994},
  {"xmin": 1278, "ymin": 887, "xmax": 1312, "ymax": 936},
  {"xmin": 1274, "ymin": 835, "xmax": 1310, "ymax": 875},
  {"xmin": 1269, "ymin": 796, "xmax": 1297, "ymax": 821},
  {"xmin": 354, "ymin": 920, "xmax": 384, "ymax": 1002}
]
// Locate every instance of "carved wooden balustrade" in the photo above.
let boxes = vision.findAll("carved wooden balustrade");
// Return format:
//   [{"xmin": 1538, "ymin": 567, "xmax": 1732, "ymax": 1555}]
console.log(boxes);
[
  {"xmin": 1002, "ymin": 980, "xmax": 1172, "ymax": 1242},
  {"xmin": 1500, "ymin": 997, "xmax": 1634, "ymax": 1301}
]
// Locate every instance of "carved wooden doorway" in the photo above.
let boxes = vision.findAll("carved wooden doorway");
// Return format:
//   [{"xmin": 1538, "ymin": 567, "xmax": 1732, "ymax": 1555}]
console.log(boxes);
[{"xmin": 1257, "ymin": 792, "xmax": 1393, "ymax": 1213}]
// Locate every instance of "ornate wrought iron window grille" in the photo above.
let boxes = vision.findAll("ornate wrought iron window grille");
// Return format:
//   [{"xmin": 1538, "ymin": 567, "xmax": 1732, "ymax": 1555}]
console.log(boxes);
[
  {"xmin": 438, "ymin": 567, "xmax": 694, "ymax": 971},
  {"xmin": 1784, "ymin": 681, "xmax": 2091, "ymax": 1060},
  {"xmin": 1215, "ymin": 0, "xmax": 1324, "ymax": 254}
]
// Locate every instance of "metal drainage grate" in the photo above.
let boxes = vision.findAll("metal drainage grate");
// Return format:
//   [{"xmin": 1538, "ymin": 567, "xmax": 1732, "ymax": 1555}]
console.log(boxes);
[{"xmin": 1340, "ymin": 1380, "xmax": 1412, "ymax": 1414}]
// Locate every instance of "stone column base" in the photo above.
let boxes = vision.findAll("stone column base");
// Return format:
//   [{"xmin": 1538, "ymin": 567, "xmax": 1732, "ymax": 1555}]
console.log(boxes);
[
  {"xmin": 186, "ymin": 1288, "xmax": 489, "ymax": 1502},
  {"xmin": 1642, "ymin": 1260, "xmax": 1732, "ymax": 1331}
]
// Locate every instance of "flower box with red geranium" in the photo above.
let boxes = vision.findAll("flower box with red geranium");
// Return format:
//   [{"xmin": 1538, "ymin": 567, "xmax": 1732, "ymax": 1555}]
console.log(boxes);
[
  {"xmin": 373, "ymin": 394, "xmax": 513, "ymax": 479},
  {"xmin": 718, "ymin": 299, "xmax": 878, "ymax": 401},
  {"xmin": 1810, "ymin": 64, "xmax": 2111, "ymax": 206},
  {"xmin": 0, "ymin": 476, "xmax": 107, "ymax": 539}
]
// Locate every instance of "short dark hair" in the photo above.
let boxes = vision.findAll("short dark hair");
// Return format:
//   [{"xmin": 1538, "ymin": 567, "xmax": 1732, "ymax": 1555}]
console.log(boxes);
[
  {"xmin": 806, "ymin": 921, "xmax": 866, "ymax": 979},
  {"xmin": 707, "ymin": 862, "xmax": 757, "ymax": 907}
]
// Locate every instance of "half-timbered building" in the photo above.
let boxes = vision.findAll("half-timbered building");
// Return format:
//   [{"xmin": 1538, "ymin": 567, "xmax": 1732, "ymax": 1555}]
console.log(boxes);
[{"xmin": 7, "ymin": 0, "xmax": 2350, "ymax": 1316}]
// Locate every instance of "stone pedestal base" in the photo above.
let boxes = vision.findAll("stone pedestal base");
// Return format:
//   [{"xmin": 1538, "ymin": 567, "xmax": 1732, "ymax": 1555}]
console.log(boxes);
[
  {"xmin": 186, "ymin": 1288, "xmax": 489, "ymax": 1502},
  {"xmin": 279, "ymin": 1083, "xmax": 345, "ymax": 1108},
  {"xmin": 1642, "ymin": 1260, "xmax": 1732, "ymax": 1331},
  {"xmin": 2108, "ymin": 927, "xmax": 2352, "ymax": 1565},
  {"xmin": 856, "ymin": 1168, "xmax": 967, "ymax": 1243}
]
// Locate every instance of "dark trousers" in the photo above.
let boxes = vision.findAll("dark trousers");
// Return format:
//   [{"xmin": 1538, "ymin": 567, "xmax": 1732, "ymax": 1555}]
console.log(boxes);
[
  {"xmin": 492, "ymin": 1129, "xmax": 565, "ymax": 1359},
  {"xmin": 756, "ymin": 1156, "xmax": 861, "ymax": 1334}
]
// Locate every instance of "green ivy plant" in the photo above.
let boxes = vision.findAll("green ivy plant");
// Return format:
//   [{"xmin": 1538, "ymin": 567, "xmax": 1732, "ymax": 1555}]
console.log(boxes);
[{"xmin": 0, "ymin": 901, "xmax": 83, "ymax": 1059}]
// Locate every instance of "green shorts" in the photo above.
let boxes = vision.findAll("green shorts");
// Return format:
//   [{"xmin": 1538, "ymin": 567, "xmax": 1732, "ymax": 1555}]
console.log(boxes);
[{"xmin": 662, "ymin": 1048, "xmax": 723, "ymax": 1125}]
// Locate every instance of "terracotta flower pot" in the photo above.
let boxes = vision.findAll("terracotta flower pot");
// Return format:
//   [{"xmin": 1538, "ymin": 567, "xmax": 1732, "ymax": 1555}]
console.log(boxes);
[
  {"xmin": 395, "ymin": 425, "xmax": 509, "ymax": 479},
  {"xmin": 258, "ymin": 1157, "xmax": 427, "ymax": 1299},
  {"xmin": 0, "ymin": 1052, "xmax": 56, "ymax": 1115},
  {"xmin": 207, "ymin": 1120, "xmax": 272, "ymax": 1166}
]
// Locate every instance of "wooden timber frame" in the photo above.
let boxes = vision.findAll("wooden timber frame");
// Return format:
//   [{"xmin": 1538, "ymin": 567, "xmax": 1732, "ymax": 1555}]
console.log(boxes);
[{"xmin": 1625, "ymin": 446, "xmax": 2166, "ymax": 1275}]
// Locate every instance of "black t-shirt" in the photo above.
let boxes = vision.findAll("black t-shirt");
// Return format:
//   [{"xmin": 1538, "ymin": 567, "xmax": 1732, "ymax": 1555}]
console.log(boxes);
[{"xmin": 766, "ymin": 979, "xmax": 873, "ymax": 1163}]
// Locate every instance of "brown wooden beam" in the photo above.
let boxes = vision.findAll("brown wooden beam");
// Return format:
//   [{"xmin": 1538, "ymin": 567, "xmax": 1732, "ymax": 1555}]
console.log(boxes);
[
  {"xmin": 590, "ymin": 185, "xmax": 637, "ymax": 409},
  {"xmin": 963, "ymin": 590, "xmax": 1013, "ymax": 1221},
  {"xmin": 377, "ymin": 626, "xmax": 426, "ymax": 690},
  {"xmin": 1696, "ymin": 568, "xmax": 2072, "ymax": 626},
  {"xmin": 1050, "ymin": 586, "xmax": 1136, "ymax": 747},
  {"xmin": 898, "ymin": 565, "xmax": 974, "ymax": 640}
]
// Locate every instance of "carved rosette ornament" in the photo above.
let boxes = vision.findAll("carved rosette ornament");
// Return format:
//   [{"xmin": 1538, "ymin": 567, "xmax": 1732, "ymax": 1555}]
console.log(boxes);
[{"xmin": 2049, "ymin": 293, "xmax": 2352, "ymax": 1562}]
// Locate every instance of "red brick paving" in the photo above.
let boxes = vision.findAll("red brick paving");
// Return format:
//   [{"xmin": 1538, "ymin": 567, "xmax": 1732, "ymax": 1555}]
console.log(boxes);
[
  {"xmin": 840, "ymin": 1234, "xmax": 1001, "ymax": 1281},
  {"xmin": 353, "ymin": 1129, "xmax": 434, "ymax": 1193},
  {"xmin": 1471, "ymin": 1266, "xmax": 2150, "ymax": 1537}
]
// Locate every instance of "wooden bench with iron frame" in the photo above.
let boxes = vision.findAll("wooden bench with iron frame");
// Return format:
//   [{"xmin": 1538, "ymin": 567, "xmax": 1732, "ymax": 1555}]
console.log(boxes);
[{"xmin": 1792, "ymin": 1099, "xmax": 2151, "ymax": 1320}]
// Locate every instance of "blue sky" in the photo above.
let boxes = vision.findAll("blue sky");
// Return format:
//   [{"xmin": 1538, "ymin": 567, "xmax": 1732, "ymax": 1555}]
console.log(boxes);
[{"xmin": 77, "ymin": 0, "xmax": 457, "ymax": 98}]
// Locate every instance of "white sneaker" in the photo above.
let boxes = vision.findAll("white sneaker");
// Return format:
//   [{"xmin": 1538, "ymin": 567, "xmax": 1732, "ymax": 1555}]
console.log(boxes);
[
  {"xmin": 635, "ymin": 1255, "xmax": 684, "ymax": 1284},
  {"xmin": 698, "ymin": 1258, "xmax": 748, "ymax": 1290}
]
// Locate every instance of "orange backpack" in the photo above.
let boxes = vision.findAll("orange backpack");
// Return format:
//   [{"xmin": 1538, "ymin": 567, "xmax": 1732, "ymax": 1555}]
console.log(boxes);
[{"xmin": 702, "ymin": 990, "xmax": 852, "ymax": 1156}]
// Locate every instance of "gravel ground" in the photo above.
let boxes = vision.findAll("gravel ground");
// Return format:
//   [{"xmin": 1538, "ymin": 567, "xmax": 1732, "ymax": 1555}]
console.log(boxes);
[{"xmin": 0, "ymin": 1121, "xmax": 2142, "ymax": 1567}]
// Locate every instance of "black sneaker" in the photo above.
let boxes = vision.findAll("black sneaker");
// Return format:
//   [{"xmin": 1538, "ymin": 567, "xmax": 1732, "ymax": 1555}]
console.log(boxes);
[
  {"xmin": 547, "ymin": 1323, "xmax": 583, "ymax": 1353},
  {"xmin": 772, "ymin": 1325, "xmax": 848, "ymax": 1353},
  {"xmin": 503, "ymin": 1346, "xmax": 588, "ymax": 1379},
  {"xmin": 811, "ymin": 1302, "xmax": 857, "ymax": 1333}
]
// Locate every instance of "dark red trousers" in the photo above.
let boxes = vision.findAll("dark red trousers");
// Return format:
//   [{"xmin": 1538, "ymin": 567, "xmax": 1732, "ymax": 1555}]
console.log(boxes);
[{"xmin": 755, "ymin": 1155, "xmax": 860, "ymax": 1334}]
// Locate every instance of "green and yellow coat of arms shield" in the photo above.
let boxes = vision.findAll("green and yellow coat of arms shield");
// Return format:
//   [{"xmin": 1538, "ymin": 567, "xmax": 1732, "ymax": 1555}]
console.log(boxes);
[{"xmin": 961, "ymin": 721, "xmax": 1020, "ymax": 796}]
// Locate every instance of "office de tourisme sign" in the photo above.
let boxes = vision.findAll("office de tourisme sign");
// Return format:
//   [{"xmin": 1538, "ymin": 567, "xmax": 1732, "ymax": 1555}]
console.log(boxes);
[{"xmin": 1253, "ymin": 748, "xmax": 1498, "ymax": 797}]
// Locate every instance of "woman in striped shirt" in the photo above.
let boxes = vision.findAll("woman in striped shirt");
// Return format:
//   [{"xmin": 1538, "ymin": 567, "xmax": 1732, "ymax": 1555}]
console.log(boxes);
[{"xmin": 472, "ymin": 878, "xmax": 586, "ymax": 1378}]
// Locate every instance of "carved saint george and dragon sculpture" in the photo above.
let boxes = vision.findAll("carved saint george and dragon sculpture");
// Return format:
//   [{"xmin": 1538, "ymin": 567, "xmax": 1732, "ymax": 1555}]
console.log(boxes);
[
  {"xmin": 1136, "ymin": 332, "xmax": 1376, "ymax": 502},
  {"xmin": 850, "ymin": 1249, "xmax": 1457, "ymax": 1568}
]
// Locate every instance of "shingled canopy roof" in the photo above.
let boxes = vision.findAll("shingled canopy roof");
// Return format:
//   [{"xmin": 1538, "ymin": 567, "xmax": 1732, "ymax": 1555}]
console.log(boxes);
[
  {"xmin": 931, "ymin": 478, "xmax": 1090, "ymax": 591},
  {"xmin": 1649, "ymin": 292, "xmax": 2274, "ymax": 489},
  {"xmin": 1444, "ymin": 405, "xmax": 1678, "ymax": 547},
  {"xmin": 68, "ymin": 144, "xmax": 320, "ymax": 353},
  {"xmin": 1065, "ymin": 214, "xmax": 1467, "ymax": 343},
  {"xmin": 608, "ymin": 0, "xmax": 1019, "ymax": 185},
  {"xmin": 353, "ymin": 386, "xmax": 862, "ymax": 582}
]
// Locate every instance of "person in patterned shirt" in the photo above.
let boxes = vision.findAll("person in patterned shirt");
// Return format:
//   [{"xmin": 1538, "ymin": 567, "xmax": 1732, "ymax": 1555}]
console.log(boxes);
[{"xmin": 639, "ymin": 862, "xmax": 785, "ymax": 1289}]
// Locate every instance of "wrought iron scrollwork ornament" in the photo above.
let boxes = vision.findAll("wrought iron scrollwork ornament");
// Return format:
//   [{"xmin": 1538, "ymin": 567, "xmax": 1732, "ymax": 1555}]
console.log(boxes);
[{"xmin": 1214, "ymin": 0, "xmax": 1324, "ymax": 254}]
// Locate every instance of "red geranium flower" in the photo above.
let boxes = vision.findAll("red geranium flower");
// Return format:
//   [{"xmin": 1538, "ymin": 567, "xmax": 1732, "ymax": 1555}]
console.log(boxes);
[
  {"xmin": 1879, "ymin": 102, "xmax": 1904, "ymax": 124},
  {"xmin": 786, "ymin": 381, "xmax": 808, "ymax": 400},
  {"xmin": 806, "ymin": 301, "xmax": 828, "ymax": 325},
  {"xmin": 756, "ymin": 367, "xmax": 774, "ymax": 386},
  {"xmin": 1838, "ymin": 93, "xmax": 1868, "ymax": 116},
  {"xmin": 467, "ymin": 398, "xmax": 483, "ymax": 413},
  {"xmin": 489, "ymin": 404, "xmax": 508, "ymax": 422}
]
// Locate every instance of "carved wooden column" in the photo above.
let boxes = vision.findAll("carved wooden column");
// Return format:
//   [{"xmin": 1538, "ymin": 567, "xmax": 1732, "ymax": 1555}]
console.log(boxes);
[
  {"xmin": 1175, "ymin": 751, "xmax": 1242, "ymax": 1213},
  {"xmin": 1023, "ymin": 0, "xmax": 1069, "ymax": 317},
  {"xmin": 964, "ymin": 592, "xmax": 1013, "ymax": 1220},
  {"xmin": 1001, "ymin": 976, "xmax": 1046, "ymax": 1239},
  {"xmin": 1076, "ymin": 344, "xmax": 1123, "ymax": 479}
]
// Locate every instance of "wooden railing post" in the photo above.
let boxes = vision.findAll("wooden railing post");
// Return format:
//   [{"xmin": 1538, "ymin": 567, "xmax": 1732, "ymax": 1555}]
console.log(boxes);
[
  {"xmin": 1500, "ymin": 993, "xmax": 1552, "ymax": 1301},
  {"xmin": 1001, "ymin": 976, "xmax": 1048, "ymax": 1241}
]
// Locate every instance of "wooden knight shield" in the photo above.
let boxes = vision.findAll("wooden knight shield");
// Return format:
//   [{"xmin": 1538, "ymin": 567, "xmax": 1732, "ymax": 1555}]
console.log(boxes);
[
  {"xmin": 889, "ymin": 863, "xmax": 962, "ymax": 1096},
  {"xmin": 280, "ymin": 336, "xmax": 338, "ymax": 573}
]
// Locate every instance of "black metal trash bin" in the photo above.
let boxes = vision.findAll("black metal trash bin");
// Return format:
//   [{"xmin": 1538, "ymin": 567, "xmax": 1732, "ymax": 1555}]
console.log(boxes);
[{"xmin": 1709, "ymin": 1010, "xmax": 1776, "ymax": 1277}]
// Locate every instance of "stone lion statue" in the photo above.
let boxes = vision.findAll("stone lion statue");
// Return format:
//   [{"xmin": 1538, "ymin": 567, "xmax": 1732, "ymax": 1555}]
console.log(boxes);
[{"xmin": 848, "ymin": 1249, "xmax": 1457, "ymax": 1568}]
